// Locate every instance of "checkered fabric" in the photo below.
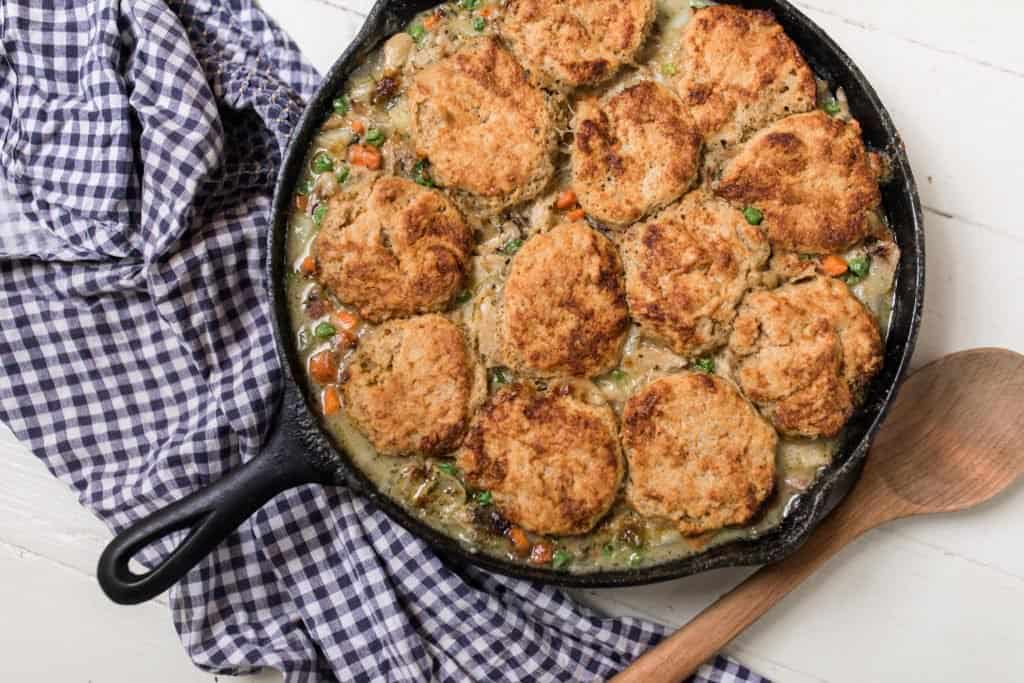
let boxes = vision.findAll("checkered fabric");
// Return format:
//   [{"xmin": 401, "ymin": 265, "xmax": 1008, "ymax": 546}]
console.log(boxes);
[{"xmin": 0, "ymin": 1, "xmax": 769, "ymax": 681}]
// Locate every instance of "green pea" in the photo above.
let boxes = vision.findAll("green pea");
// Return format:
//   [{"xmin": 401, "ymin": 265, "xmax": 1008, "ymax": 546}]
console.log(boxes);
[
  {"xmin": 473, "ymin": 16, "xmax": 486, "ymax": 31},
  {"xmin": 455, "ymin": 289, "xmax": 473, "ymax": 304},
  {"xmin": 602, "ymin": 543, "xmax": 615, "ymax": 558},
  {"xmin": 823, "ymin": 98, "xmax": 842, "ymax": 116},
  {"xmin": 661, "ymin": 63, "xmax": 677, "ymax": 77},
  {"xmin": 743, "ymin": 206, "xmax": 763, "ymax": 225},
  {"xmin": 409, "ymin": 23, "xmax": 426, "ymax": 43},
  {"xmin": 627, "ymin": 551, "xmax": 644, "ymax": 568},
  {"xmin": 502, "ymin": 238, "xmax": 524, "ymax": 256},
  {"xmin": 365, "ymin": 128, "xmax": 385, "ymax": 147},
  {"xmin": 609, "ymin": 369, "xmax": 629, "ymax": 383},
  {"xmin": 412, "ymin": 159, "xmax": 435, "ymax": 188},
  {"xmin": 296, "ymin": 180, "xmax": 313, "ymax": 196},
  {"xmin": 312, "ymin": 152, "xmax": 334, "ymax": 174},
  {"xmin": 314, "ymin": 322, "xmax": 337, "ymax": 339},
  {"xmin": 313, "ymin": 204, "xmax": 329, "ymax": 226},
  {"xmin": 847, "ymin": 254, "xmax": 871, "ymax": 278},
  {"xmin": 552, "ymin": 549, "xmax": 572, "ymax": 569},
  {"xmin": 475, "ymin": 490, "xmax": 493, "ymax": 506},
  {"xmin": 332, "ymin": 96, "xmax": 351, "ymax": 116},
  {"xmin": 335, "ymin": 165, "xmax": 350, "ymax": 184},
  {"xmin": 460, "ymin": 0, "xmax": 481, "ymax": 10},
  {"xmin": 843, "ymin": 273, "xmax": 863, "ymax": 286},
  {"xmin": 693, "ymin": 357, "xmax": 715, "ymax": 374},
  {"xmin": 489, "ymin": 367, "xmax": 512, "ymax": 387},
  {"xmin": 437, "ymin": 462, "xmax": 459, "ymax": 476}
]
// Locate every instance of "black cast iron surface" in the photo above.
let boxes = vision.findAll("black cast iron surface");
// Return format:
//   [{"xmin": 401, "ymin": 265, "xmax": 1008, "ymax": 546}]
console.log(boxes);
[{"xmin": 98, "ymin": 0, "xmax": 924, "ymax": 604}]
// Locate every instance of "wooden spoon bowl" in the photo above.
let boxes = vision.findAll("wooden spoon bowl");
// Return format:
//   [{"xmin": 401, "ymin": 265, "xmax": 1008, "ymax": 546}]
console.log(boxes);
[{"xmin": 615, "ymin": 348, "xmax": 1024, "ymax": 683}]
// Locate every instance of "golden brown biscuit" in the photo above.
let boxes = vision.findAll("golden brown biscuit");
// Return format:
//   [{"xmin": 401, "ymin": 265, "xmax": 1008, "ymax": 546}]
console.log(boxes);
[
  {"xmin": 342, "ymin": 315, "xmax": 486, "ymax": 456},
  {"xmin": 456, "ymin": 382, "xmax": 623, "ymax": 535},
  {"xmin": 315, "ymin": 176, "xmax": 473, "ymax": 323},
  {"xmin": 715, "ymin": 111, "xmax": 883, "ymax": 254},
  {"xmin": 571, "ymin": 81, "xmax": 702, "ymax": 228},
  {"xmin": 677, "ymin": 5, "xmax": 816, "ymax": 162},
  {"xmin": 501, "ymin": 221, "xmax": 629, "ymax": 377},
  {"xmin": 728, "ymin": 276, "xmax": 883, "ymax": 438},
  {"xmin": 408, "ymin": 37, "xmax": 562, "ymax": 214},
  {"xmin": 623, "ymin": 372, "xmax": 777, "ymax": 535},
  {"xmin": 621, "ymin": 190, "xmax": 770, "ymax": 357},
  {"xmin": 500, "ymin": 0, "xmax": 656, "ymax": 89}
]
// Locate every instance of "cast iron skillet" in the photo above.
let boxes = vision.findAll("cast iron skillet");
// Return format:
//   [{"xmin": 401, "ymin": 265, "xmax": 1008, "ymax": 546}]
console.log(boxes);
[{"xmin": 97, "ymin": 0, "xmax": 925, "ymax": 605}]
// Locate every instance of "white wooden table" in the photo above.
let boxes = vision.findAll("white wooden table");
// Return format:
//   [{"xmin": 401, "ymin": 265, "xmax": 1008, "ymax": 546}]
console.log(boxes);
[{"xmin": 3, "ymin": 1, "xmax": 1022, "ymax": 680}]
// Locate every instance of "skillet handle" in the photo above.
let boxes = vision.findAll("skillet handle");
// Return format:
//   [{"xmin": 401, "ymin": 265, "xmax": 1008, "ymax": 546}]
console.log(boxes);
[{"xmin": 97, "ymin": 394, "xmax": 327, "ymax": 605}]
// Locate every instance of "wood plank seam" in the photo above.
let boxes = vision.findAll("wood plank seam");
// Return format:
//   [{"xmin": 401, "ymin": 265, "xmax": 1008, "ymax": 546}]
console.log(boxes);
[
  {"xmin": 877, "ymin": 526, "xmax": 1024, "ymax": 583},
  {"xmin": 921, "ymin": 206, "xmax": 1022, "ymax": 243},
  {"xmin": 794, "ymin": 1, "xmax": 1024, "ymax": 79},
  {"xmin": 313, "ymin": 0, "xmax": 368, "ymax": 18}
]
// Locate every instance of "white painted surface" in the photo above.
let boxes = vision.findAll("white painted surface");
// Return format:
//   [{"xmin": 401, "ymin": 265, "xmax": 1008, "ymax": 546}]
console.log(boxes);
[{"xmin": 2, "ymin": 1, "xmax": 1022, "ymax": 681}]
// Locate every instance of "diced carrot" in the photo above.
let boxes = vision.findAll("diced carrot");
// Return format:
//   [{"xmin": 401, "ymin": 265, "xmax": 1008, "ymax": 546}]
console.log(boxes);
[
  {"xmin": 299, "ymin": 255, "xmax": 316, "ymax": 275},
  {"xmin": 479, "ymin": 6, "xmax": 495, "ymax": 17},
  {"xmin": 331, "ymin": 310, "xmax": 360, "ymax": 332},
  {"xmin": 506, "ymin": 526, "xmax": 530, "ymax": 557},
  {"xmin": 820, "ymin": 254, "xmax": 849, "ymax": 277},
  {"xmin": 423, "ymin": 13, "xmax": 440, "ymax": 30},
  {"xmin": 295, "ymin": 194, "xmax": 308, "ymax": 212},
  {"xmin": 555, "ymin": 189, "xmax": 577, "ymax": 210},
  {"xmin": 683, "ymin": 531, "xmax": 717, "ymax": 551},
  {"xmin": 321, "ymin": 385, "xmax": 341, "ymax": 416},
  {"xmin": 349, "ymin": 144, "xmax": 382, "ymax": 170},
  {"xmin": 308, "ymin": 350, "xmax": 338, "ymax": 384},
  {"xmin": 337, "ymin": 330, "xmax": 358, "ymax": 350},
  {"xmin": 528, "ymin": 541, "xmax": 553, "ymax": 565},
  {"xmin": 350, "ymin": 120, "xmax": 366, "ymax": 135},
  {"xmin": 566, "ymin": 208, "xmax": 585, "ymax": 222}
]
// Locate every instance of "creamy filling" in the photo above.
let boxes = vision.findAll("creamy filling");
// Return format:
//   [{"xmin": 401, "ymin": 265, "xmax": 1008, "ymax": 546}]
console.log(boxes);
[{"xmin": 283, "ymin": 0, "xmax": 898, "ymax": 572}]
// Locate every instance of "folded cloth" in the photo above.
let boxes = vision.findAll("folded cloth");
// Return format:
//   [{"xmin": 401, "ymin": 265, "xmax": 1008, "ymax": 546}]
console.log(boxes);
[{"xmin": 0, "ymin": 1, "xmax": 768, "ymax": 681}]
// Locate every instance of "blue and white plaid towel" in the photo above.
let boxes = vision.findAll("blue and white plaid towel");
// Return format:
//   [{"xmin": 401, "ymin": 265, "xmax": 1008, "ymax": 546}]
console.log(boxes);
[{"xmin": 0, "ymin": 2, "xmax": 767, "ymax": 681}]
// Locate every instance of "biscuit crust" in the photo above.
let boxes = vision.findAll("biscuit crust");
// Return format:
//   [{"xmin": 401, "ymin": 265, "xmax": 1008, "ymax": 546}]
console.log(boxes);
[
  {"xmin": 457, "ymin": 382, "xmax": 623, "ymax": 535},
  {"xmin": 501, "ymin": 0, "xmax": 656, "ymax": 89},
  {"xmin": 572, "ymin": 81, "xmax": 702, "ymax": 228},
  {"xmin": 408, "ymin": 37, "xmax": 562, "ymax": 214},
  {"xmin": 715, "ymin": 111, "xmax": 883, "ymax": 254},
  {"xmin": 728, "ymin": 276, "xmax": 883, "ymax": 438},
  {"xmin": 623, "ymin": 372, "xmax": 777, "ymax": 535},
  {"xmin": 501, "ymin": 222, "xmax": 630, "ymax": 377},
  {"xmin": 315, "ymin": 176, "xmax": 473, "ymax": 323},
  {"xmin": 677, "ymin": 5, "xmax": 817, "ymax": 161},
  {"xmin": 343, "ymin": 315, "xmax": 486, "ymax": 456},
  {"xmin": 622, "ymin": 190, "xmax": 770, "ymax": 356}
]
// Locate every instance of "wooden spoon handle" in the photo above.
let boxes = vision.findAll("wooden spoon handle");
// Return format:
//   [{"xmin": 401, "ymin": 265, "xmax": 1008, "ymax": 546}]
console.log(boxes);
[{"xmin": 613, "ymin": 493, "xmax": 881, "ymax": 683}]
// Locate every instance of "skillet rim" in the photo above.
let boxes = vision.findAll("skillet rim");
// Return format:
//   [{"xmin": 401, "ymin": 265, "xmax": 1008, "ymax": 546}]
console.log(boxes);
[{"xmin": 267, "ymin": 0, "xmax": 925, "ymax": 587}]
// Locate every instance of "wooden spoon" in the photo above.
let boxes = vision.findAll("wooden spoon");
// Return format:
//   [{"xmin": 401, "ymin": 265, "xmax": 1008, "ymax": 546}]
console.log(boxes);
[{"xmin": 614, "ymin": 348, "xmax": 1024, "ymax": 683}]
